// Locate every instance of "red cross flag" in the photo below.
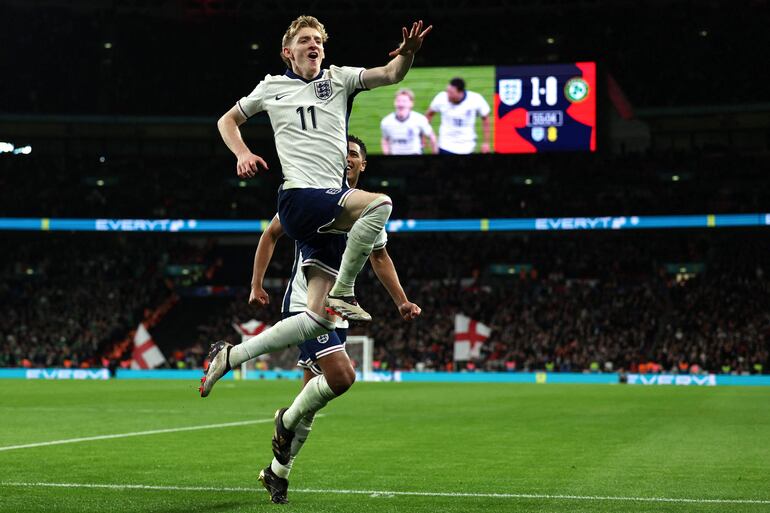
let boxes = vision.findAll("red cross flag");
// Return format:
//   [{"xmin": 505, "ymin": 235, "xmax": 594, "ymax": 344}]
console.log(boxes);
[
  {"xmin": 131, "ymin": 323, "xmax": 166, "ymax": 369},
  {"xmin": 232, "ymin": 319, "xmax": 270, "ymax": 344},
  {"xmin": 454, "ymin": 314, "xmax": 491, "ymax": 361}
]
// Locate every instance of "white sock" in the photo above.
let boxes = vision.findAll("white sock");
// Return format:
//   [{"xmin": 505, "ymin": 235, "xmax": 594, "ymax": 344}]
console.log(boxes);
[
  {"xmin": 330, "ymin": 195, "xmax": 393, "ymax": 297},
  {"xmin": 270, "ymin": 414, "xmax": 315, "ymax": 479},
  {"xmin": 228, "ymin": 311, "xmax": 334, "ymax": 367},
  {"xmin": 282, "ymin": 375, "xmax": 336, "ymax": 430}
]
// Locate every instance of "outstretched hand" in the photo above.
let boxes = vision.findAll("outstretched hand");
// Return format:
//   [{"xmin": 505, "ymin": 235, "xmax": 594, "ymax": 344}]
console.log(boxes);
[
  {"xmin": 398, "ymin": 301, "xmax": 422, "ymax": 321},
  {"xmin": 388, "ymin": 20, "xmax": 433, "ymax": 58}
]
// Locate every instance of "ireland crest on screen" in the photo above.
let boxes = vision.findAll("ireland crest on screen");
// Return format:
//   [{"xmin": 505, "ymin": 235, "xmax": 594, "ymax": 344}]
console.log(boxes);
[{"xmin": 314, "ymin": 80, "xmax": 333, "ymax": 100}]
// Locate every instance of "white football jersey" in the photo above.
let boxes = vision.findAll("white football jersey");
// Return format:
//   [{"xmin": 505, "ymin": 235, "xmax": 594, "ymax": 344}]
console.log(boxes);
[
  {"xmin": 238, "ymin": 66, "xmax": 366, "ymax": 189},
  {"xmin": 380, "ymin": 111, "xmax": 434, "ymax": 155},
  {"xmin": 428, "ymin": 90, "xmax": 490, "ymax": 154}
]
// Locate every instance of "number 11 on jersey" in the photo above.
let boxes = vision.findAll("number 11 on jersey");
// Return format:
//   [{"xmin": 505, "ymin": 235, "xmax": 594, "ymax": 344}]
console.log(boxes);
[{"xmin": 296, "ymin": 106, "xmax": 318, "ymax": 130}]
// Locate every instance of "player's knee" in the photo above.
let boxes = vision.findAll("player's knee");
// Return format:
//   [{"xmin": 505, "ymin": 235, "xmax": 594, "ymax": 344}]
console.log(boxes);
[
  {"xmin": 372, "ymin": 194, "xmax": 393, "ymax": 217},
  {"xmin": 362, "ymin": 194, "xmax": 392, "ymax": 220},
  {"xmin": 328, "ymin": 366, "xmax": 356, "ymax": 396}
]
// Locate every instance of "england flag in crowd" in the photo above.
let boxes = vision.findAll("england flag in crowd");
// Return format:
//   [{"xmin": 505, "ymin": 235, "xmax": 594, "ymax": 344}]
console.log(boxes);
[
  {"xmin": 453, "ymin": 314, "xmax": 491, "ymax": 361},
  {"xmin": 232, "ymin": 319, "xmax": 270, "ymax": 343},
  {"xmin": 131, "ymin": 323, "xmax": 166, "ymax": 369},
  {"xmin": 233, "ymin": 319, "xmax": 271, "ymax": 362}
]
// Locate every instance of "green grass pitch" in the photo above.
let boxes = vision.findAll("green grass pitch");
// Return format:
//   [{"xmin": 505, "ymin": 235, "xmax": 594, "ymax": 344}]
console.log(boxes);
[
  {"xmin": 348, "ymin": 66, "xmax": 495, "ymax": 155},
  {"xmin": 2, "ymin": 380, "xmax": 769, "ymax": 512}
]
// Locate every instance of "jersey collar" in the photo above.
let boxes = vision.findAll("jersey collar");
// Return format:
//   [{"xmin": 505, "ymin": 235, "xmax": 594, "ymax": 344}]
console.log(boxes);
[
  {"xmin": 451, "ymin": 91, "xmax": 468, "ymax": 105},
  {"xmin": 285, "ymin": 68, "xmax": 325, "ymax": 83}
]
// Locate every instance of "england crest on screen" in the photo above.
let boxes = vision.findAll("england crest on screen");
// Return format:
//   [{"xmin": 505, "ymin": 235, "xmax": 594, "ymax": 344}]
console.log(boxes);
[{"xmin": 499, "ymin": 79, "xmax": 522, "ymax": 106}]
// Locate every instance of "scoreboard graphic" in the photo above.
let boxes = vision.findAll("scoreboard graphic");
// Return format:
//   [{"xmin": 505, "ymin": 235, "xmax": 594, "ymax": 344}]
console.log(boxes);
[
  {"xmin": 348, "ymin": 62, "xmax": 596, "ymax": 155},
  {"xmin": 494, "ymin": 62, "xmax": 596, "ymax": 153}
]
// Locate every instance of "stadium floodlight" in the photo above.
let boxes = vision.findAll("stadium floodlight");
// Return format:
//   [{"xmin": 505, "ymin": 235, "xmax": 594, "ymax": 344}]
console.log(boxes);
[{"xmin": 1, "ymin": 142, "xmax": 32, "ymax": 155}]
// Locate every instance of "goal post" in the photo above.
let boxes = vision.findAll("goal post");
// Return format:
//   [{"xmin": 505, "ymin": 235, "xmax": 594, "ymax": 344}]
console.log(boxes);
[
  {"xmin": 346, "ymin": 335, "xmax": 374, "ymax": 381},
  {"xmin": 238, "ymin": 335, "xmax": 374, "ymax": 381}
]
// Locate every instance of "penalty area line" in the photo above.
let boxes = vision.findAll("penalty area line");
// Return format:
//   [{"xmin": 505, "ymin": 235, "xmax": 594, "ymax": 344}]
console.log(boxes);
[
  {"xmin": 0, "ymin": 482, "xmax": 768, "ymax": 505},
  {"xmin": 0, "ymin": 418, "xmax": 274, "ymax": 453}
]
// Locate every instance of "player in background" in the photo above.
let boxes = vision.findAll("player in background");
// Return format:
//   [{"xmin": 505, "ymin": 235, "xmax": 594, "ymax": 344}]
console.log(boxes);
[
  {"xmin": 250, "ymin": 135, "xmax": 421, "ymax": 503},
  {"xmin": 426, "ymin": 77, "xmax": 491, "ymax": 154},
  {"xmin": 203, "ymin": 17, "xmax": 431, "ymax": 398},
  {"xmin": 380, "ymin": 88, "xmax": 437, "ymax": 155}
]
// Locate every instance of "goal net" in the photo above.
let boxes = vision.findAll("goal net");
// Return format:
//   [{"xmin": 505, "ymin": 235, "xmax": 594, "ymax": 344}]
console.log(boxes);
[
  {"xmin": 346, "ymin": 335, "xmax": 374, "ymax": 380},
  {"xmin": 239, "ymin": 335, "xmax": 374, "ymax": 380}
]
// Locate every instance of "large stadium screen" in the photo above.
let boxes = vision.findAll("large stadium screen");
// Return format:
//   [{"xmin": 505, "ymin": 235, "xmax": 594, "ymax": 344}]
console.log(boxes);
[{"xmin": 348, "ymin": 62, "xmax": 596, "ymax": 155}]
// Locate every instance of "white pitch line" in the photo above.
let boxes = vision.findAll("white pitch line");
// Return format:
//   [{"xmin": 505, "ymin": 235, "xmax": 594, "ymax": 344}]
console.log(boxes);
[
  {"xmin": 0, "ymin": 418, "xmax": 273, "ymax": 453},
  {"xmin": 1, "ymin": 482, "xmax": 769, "ymax": 505}
]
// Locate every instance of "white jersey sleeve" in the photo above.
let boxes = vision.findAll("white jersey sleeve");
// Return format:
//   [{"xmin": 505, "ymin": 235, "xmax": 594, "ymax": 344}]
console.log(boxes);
[
  {"xmin": 238, "ymin": 78, "xmax": 269, "ymax": 118},
  {"xmin": 418, "ymin": 113, "xmax": 434, "ymax": 136},
  {"xmin": 428, "ymin": 91, "xmax": 446, "ymax": 114},
  {"xmin": 380, "ymin": 115, "xmax": 393, "ymax": 142},
  {"xmin": 333, "ymin": 65, "xmax": 367, "ymax": 95},
  {"xmin": 472, "ymin": 91, "xmax": 491, "ymax": 118}
]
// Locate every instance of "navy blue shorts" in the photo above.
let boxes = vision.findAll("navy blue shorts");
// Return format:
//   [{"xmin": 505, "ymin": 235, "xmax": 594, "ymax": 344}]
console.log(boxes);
[
  {"xmin": 283, "ymin": 312, "xmax": 347, "ymax": 376},
  {"xmin": 278, "ymin": 186, "xmax": 355, "ymax": 277}
]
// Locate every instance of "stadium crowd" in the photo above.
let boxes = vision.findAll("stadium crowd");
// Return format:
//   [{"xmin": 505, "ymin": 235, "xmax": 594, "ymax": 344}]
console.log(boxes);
[
  {"xmin": 7, "ymin": 232, "xmax": 763, "ymax": 374},
  {"xmin": 353, "ymin": 271, "xmax": 768, "ymax": 375},
  {"xmin": 348, "ymin": 233, "xmax": 769, "ymax": 375},
  {"xmin": 0, "ymin": 235, "xmax": 179, "ymax": 368}
]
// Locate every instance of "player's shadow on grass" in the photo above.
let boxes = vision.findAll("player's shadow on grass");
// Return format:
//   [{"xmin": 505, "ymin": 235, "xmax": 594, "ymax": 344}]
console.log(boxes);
[{"xmin": 156, "ymin": 501, "xmax": 247, "ymax": 513}]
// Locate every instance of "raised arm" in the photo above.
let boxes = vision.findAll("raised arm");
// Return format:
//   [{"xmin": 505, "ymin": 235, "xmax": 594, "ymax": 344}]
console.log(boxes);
[
  {"xmin": 249, "ymin": 215, "xmax": 285, "ymax": 307},
  {"xmin": 425, "ymin": 132, "xmax": 438, "ymax": 154},
  {"xmin": 381, "ymin": 136, "xmax": 391, "ymax": 155},
  {"xmin": 369, "ymin": 247, "xmax": 421, "ymax": 321},
  {"xmin": 217, "ymin": 105, "xmax": 269, "ymax": 178},
  {"xmin": 361, "ymin": 20, "xmax": 432, "ymax": 90}
]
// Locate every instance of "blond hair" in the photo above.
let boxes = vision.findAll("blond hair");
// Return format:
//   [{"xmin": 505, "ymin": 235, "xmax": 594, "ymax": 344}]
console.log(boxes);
[
  {"xmin": 281, "ymin": 15, "xmax": 328, "ymax": 67},
  {"xmin": 396, "ymin": 88, "xmax": 415, "ymax": 101}
]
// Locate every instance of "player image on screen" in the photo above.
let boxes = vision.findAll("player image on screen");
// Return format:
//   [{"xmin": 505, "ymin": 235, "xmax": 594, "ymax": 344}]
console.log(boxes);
[
  {"xmin": 380, "ymin": 88, "xmax": 437, "ymax": 155},
  {"xmin": 426, "ymin": 77, "xmax": 491, "ymax": 154}
]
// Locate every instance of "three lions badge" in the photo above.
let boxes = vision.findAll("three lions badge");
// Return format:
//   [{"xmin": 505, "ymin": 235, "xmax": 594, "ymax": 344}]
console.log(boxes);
[{"xmin": 314, "ymin": 79, "xmax": 333, "ymax": 100}]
